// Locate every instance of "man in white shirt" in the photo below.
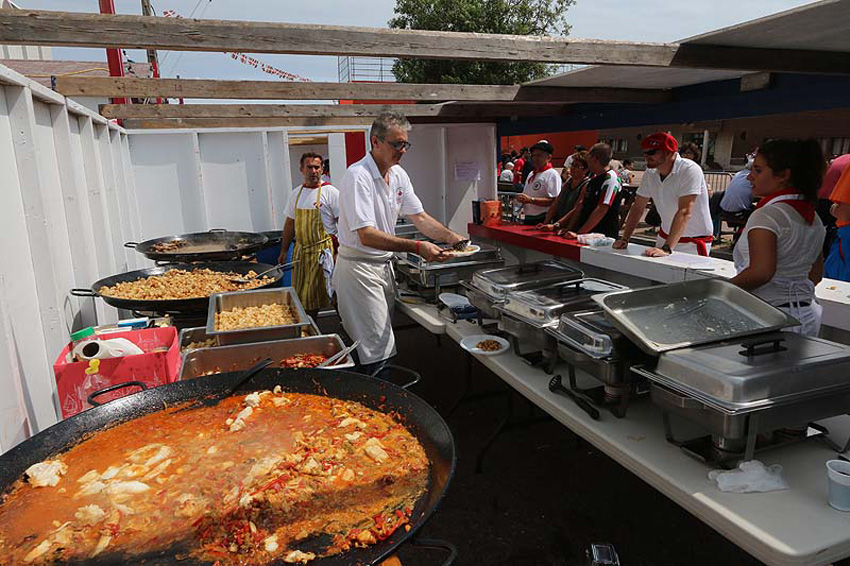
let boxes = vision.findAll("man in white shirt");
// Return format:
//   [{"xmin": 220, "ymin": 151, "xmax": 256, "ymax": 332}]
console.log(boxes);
[
  {"xmin": 499, "ymin": 162, "xmax": 515, "ymax": 183},
  {"xmin": 279, "ymin": 152, "xmax": 339, "ymax": 318},
  {"xmin": 334, "ymin": 112, "xmax": 465, "ymax": 373},
  {"xmin": 515, "ymin": 140, "xmax": 561, "ymax": 225},
  {"xmin": 615, "ymin": 132, "xmax": 714, "ymax": 256}
]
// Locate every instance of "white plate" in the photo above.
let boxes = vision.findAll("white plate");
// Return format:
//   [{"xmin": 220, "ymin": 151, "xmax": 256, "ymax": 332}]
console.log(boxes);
[
  {"xmin": 444, "ymin": 244, "xmax": 481, "ymax": 258},
  {"xmin": 459, "ymin": 334, "xmax": 510, "ymax": 356},
  {"xmin": 439, "ymin": 292, "xmax": 471, "ymax": 309}
]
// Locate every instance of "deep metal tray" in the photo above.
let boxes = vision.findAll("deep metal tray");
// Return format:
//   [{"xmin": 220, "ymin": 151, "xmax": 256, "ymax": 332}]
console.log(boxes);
[
  {"xmin": 206, "ymin": 287, "xmax": 311, "ymax": 345},
  {"xmin": 592, "ymin": 278, "xmax": 797, "ymax": 355},
  {"xmin": 180, "ymin": 316, "xmax": 320, "ymax": 353},
  {"xmin": 471, "ymin": 260, "xmax": 584, "ymax": 301},
  {"xmin": 179, "ymin": 334, "xmax": 355, "ymax": 379}
]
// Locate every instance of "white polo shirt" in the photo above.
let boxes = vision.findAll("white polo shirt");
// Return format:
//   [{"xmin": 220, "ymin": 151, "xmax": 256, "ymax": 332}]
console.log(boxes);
[
  {"xmin": 337, "ymin": 153, "xmax": 424, "ymax": 256},
  {"xmin": 522, "ymin": 167, "xmax": 562, "ymax": 217},
  {"xmin": 285, "ymin": 184, "xmax": 340, "ymax": 235},
  {"xmin": 637, "ymin": 153, "xmax": 713, "ymax": 237}
]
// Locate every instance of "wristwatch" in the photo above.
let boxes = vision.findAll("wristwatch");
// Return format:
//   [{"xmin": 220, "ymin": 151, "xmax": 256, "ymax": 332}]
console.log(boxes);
[{"xmin": 661, "ymin": 243, "xmax": 672, "ymax": 253}]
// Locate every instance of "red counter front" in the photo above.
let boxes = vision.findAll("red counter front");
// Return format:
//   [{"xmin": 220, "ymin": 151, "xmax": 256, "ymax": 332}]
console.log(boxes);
[{"xmin": 468, "ymin": 222, "xmax": 583, "ymax": 261}]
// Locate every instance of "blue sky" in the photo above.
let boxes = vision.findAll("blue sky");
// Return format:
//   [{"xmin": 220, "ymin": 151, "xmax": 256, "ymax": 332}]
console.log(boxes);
[{"xmin": 15, "ymin": 0, "xmax": 816, "ymax": 83}]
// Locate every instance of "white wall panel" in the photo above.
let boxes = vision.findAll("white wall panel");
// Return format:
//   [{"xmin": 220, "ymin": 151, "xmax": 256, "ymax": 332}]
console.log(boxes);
[
  {"xmin": 402, "ymin": 125, "xmax": 445, "ymax": 223},
  {"xmin": 266, "ymin": 131, "xmax": 291, "ymax": 229},
  {"xmin": 199, "ymin": 132, "xmax": 273, "ymax": 232},
  {"xmin": 445, "ymin": 124, "xmax": 497, "ymax": 235}
]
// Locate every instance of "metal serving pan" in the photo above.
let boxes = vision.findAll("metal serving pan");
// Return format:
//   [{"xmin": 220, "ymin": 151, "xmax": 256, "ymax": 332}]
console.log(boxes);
[
  {"xmin": 502, "ymin": 278, "xmax": 627, "ymax": 326},
  {"xmin": 471, "ymin": 260, "xmax": 583, "ymax": 301},
  {"xmin": 179, "ymin": 317, "xmax": 320, "ymax": 353},
  {"xmin": 206, "ymin": 287, "xmax": 311, "ymax": 345},
  {"xmin": 125, "ymin": 230, "xmax": 268, "ymax": 262},
  {"xmin": 592, "ymin": 278, "xmax": 798, "ymax": 355},
  {"xmin": 635, "ymin": 332, "xmax": 850, "ymax": 414},
  {"xmin": 180, "ymin": 334, "xmax": 356, "ymax": 379},
  {"xmin": 401, "ymin": 242, "xmax": 503, "ymax": 269}
]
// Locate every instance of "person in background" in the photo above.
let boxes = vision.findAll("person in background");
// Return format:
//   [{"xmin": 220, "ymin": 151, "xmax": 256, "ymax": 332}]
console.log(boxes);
[
  {"xmin": 563, "ymin": 144, "xmax": 587, "ymax": 170},
  {"xmin": 515, "ymin": 140, "xmax": 561, "ymax": 225},
  {"xmin": 618, "ymin": 159, "xmax": 634, "ymax": 185},
  {"xmin": 499, "ymin": 161, "xmax": 516, "ymax": 183},
  {"xmin": 825, "ymin": 164, "xmax": 850, "ymax": 282},
  {"xmin": 513, "ymin": 148, "xmax": 528, "ymax": 185},
  {"xmin": 560, "ymin": 143, "xmax": 621, "ymax": 239},
  {"xmin": 334, "ymin": 112, "xmax": 464, "ymax": 374},
  {"xmin": 730, "ymin": 139, "xmax": 826, "ymax": 336},
  {"xmin": 679, "ymin": 142, "xmax": 701, "ymax": 165},
  {"xmin": 539, "ymin": 150, "xmax": 591, "ymax": 230},
  {"xmin": 818, "ymin": 154, "xmax": 850, "ymax": 256},
  {"xmin": 712, "ymin": 160, "xmax": 756, "ymax": 239},
  {"xmin": 615, "ymin": 132, "xmax": 714, "ymax": 256},
  {"xmin": 321, "ymin": 159, "xmax": 331, "ymax": 184},
  {"xmin": 279, "ymin": 152, "xmax": 339, "ymax": 320}
]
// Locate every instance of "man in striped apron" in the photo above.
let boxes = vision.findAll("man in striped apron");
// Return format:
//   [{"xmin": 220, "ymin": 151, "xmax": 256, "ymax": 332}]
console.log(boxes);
[{"xmin": 279, "ymin": 153, "xmax": 340, "ymax": 319}]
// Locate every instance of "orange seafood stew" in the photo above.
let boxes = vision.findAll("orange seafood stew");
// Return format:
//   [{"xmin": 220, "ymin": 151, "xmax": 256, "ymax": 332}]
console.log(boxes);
[{"xmin": 0, "ymin": 389, "xmax": 429, "ymax": 565}]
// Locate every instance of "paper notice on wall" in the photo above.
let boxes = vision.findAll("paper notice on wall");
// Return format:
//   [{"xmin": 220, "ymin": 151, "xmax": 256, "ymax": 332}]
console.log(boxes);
[{"xmin": 454, "ymin": 160, "xmax": 481, "ymax": 182}]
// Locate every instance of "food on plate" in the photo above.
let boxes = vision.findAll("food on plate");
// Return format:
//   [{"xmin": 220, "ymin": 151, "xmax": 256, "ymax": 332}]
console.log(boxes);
[
  {"xmin": 215, "ymin": 303, "xmax": 298, "ymax": 331},
  {"xmin": 279, "ymin": 353, "xmax": 328, "ymax": 369},
  {"xmin": 0, "ymin": 390, "xmax": 429, "ymax": 565},
  {"xmin": 476, "ymin": 339, "xmax": 502, "ymax": 352},
  {"xmin": 99, "ymin": 269, "xmax": 274, "ymax": 301},
  {"xmin": 150, "ymin": 240, "xmax": 187, "ymax": 253}
]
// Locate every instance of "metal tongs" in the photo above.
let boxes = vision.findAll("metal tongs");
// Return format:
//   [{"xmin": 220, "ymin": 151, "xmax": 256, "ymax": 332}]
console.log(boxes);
[
  {"xmin": 317, "ymin": 340, "xmax": 360, "ymax": 368},
  {"xmin": 228, "ymin": 260, "xmax": 299, "ymax": 284}
]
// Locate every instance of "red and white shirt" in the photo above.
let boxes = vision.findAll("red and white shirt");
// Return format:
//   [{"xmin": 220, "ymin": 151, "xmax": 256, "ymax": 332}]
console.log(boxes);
[{"xmin": 522, "ymin": 166, "xmax": 561, "ymax": 217}]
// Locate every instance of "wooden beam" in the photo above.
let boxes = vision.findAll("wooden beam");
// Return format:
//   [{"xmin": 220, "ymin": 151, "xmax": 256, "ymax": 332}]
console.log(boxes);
[
  {"xmin": 56, "ymin": 76, "xmax": 671, "ymax": 104},
  {"xmin": 102, "ymin": 102, "xmax": 567, "ymax": 120},
  {"xmin": 122, "ymin": 117, "xmax": 376, "ymax": 130},
  {"xmin": 3, "ymin": 10, "xmax": 849, "ymax": 73}
]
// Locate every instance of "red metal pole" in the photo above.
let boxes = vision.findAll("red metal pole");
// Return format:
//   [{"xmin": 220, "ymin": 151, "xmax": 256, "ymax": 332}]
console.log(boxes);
[{"xmin": 98, "ymin": 0, "xmax": 128, "ymax": 105}]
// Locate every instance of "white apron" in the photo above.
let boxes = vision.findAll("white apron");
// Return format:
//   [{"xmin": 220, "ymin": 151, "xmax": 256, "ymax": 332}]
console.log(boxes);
[{"xmin": 332, "ymin": 246, "xmax": 397, "ymax": 365}]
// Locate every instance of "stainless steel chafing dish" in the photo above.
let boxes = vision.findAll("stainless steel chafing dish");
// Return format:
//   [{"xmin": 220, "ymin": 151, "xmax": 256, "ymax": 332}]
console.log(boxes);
[
  {"xmin": 395, "ymin": 242, "xmax": 504, "ymax": 297},
  {"xmin": 595, "ymin": 278, "xmax": 850, "ymax": 465},
  {"xmin": 179, "ymin": 334, "xmax": 355, "ymax": 379},
  {"xmin": 180, "ymin": 316, "xmax": 320, "ymax": 353},
  {"xmin": 495, "ymin": 279, "xmax": 626, "ymax": 372},
  {"xmin": 461, "ymin": 260, "xmax": 583, "ymax": 322},
  {"xmin": 546, "ymin": 308, "xmax": 650, "ymax": 417},
  {"xmin": 206, "ymin": 287, "xmax": 311, "ymax": 346}
]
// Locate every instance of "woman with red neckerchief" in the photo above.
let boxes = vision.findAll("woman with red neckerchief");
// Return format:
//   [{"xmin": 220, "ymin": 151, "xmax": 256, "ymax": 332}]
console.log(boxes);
[{"xmin": 730, "ymin": 139, "xmax": 827, "ymax": 336}]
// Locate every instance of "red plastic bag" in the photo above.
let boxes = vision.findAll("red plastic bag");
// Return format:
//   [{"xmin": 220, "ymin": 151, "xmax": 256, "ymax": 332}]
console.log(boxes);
[{"xmin": 53, "ymin": 327, "xmax": 180, "ymax": 418}]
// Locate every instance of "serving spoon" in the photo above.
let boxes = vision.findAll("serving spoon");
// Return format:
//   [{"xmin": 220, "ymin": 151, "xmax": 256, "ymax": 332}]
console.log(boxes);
[{"xmin": 228, "ymin": 260, "xmax": 299, "ymax": 284}]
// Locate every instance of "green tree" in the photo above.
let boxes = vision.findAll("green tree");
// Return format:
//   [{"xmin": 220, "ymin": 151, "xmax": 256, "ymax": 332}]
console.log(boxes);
[{"xmin": 389, "ymin": 0, "xmax": 575, "ymax": 85}]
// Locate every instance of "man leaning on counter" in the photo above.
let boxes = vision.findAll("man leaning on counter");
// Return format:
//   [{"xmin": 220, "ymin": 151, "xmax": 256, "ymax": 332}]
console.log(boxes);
[
  {"xmin": 514, "ymin": 140, "xmax": 562, "ymax": 226},
  {"xmin": 333, "ymin": 112, "xmax": 465, "ymax": 375}
]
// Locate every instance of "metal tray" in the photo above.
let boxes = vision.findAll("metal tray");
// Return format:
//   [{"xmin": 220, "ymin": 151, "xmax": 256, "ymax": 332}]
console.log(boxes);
[
  {"xmin": 179, "ymin": 334, "xmax": 355, "ymax": 379},
  {"xmin": 471, "ymin": 260, "xmax": 583, "ymax": 300},
  {"xmin": 402, "ymin": 242, "xmax": 503, "ymax": 270},
  {"xmin": 592, "ymin": 278, "xmax": 798, "ymax": 355},
  {"xmin": 502, "ymin": 278, "xmax": 627, "ymax": 326},
  {"xmin": 639, "ymin": 333, "xmax": 850, "ymax": 414},
  {"xmin": 206, "ymin": 287, "xmax": 311, "ymax": 345},
  {"xmin": 180, "ymin": 316, "xmax": 320, "ymax": 352}
]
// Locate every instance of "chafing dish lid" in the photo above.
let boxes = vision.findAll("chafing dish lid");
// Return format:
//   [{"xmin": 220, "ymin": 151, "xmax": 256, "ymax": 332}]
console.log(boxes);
[
  {"xmin": 649, "ymin": 333, "xmax": 850, "ymax": 412},
  {"xmin": 472, "ymin": 260, "xmax": 583, "ymax": 298},
  {"xmin": 503, "ymin": 278, "xmax": 627, "ymax": 326},
  {"xmin": 593, "ymin": 278, "xmax": 797, "ymax": 355},
  {"xmin": 549, "ymin": 309, "xmax": 623, "ymax": 358}
]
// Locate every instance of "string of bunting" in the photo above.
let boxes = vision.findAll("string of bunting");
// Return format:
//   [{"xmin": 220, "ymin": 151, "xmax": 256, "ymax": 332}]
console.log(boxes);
[{"xmin": 161, "ymin": 9, "xmax": 311, "ymax": 82}]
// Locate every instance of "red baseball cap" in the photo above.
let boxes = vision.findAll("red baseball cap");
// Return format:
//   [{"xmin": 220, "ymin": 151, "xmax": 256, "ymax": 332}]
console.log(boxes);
[{"xmin": 641, "ymin": 132, "xmax": 678, "ymax": 153}]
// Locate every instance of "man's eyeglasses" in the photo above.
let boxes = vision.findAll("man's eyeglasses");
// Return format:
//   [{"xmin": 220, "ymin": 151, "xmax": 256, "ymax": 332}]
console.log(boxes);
[
  {"xmin": 382, "ymin": 138, "xmax": 412, "ymax": 151},
  {"xmin": 642, "ymin": 149, "xmax": 659, "ymax": 156}
]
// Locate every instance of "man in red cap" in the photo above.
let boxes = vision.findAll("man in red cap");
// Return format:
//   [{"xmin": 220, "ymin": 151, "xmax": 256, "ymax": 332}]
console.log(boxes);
[{"xmin": 614, "ymin": 132, "xmax": 714, "ymax": 256}]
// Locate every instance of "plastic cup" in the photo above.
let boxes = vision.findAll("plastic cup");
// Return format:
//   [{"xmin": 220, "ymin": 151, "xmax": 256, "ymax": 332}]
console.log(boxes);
[{"xmin": 825, "ymin": 460, "xmax": 850, "ymax": 511}]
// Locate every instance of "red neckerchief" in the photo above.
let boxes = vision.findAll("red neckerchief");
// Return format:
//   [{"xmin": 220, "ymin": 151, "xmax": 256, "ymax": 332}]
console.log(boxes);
[
  {"xmin": 525, "ymin": 162, "xmax": 553, "ymax": 187},
  {"xmin": 755, "ymin": 188, "xmax": 815, "ymax": 224}
]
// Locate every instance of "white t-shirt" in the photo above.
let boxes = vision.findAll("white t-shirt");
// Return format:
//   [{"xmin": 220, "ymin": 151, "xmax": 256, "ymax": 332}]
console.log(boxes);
[
  {"xmin": 637, "ymin": 153, "xmax": 712, "ymax": 237},
  {"xmin": 499, "ymin": 169, "xmax": 515, "ymax": 182},
  {"xmin": 522, "ymin": 167, "xmax": 562, "ymax": 217},
  {"xmin": 285, "ymin": 184, "xmax": 340, "ymax": 235},
  {"xmin": 337, "ymin": 153, "xmax": 424, "ymax": 256},
  {"xmin": 733, "ymin": 203, "xmax": 825, "ymax": 305}
]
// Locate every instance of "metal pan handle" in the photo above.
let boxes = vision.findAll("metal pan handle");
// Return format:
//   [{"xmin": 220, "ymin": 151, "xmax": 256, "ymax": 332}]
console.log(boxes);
[
  {"xmin": 407, "ymin": 538, "xmax": 458, "ymax": 566},
  {"xmin": 70, "ymin": 288, "xmax": 97, "ymax": 297},
  {"xmin": 87, "ymin": 381, "xmax": 148, "ymax": 407},
  {"xmin": 124, "ymin": 241, "xmax": 139, "ymax": 249},
  {"xmin": 370, "ymin": 364, "xmax": 421, "ymax": 390}
]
